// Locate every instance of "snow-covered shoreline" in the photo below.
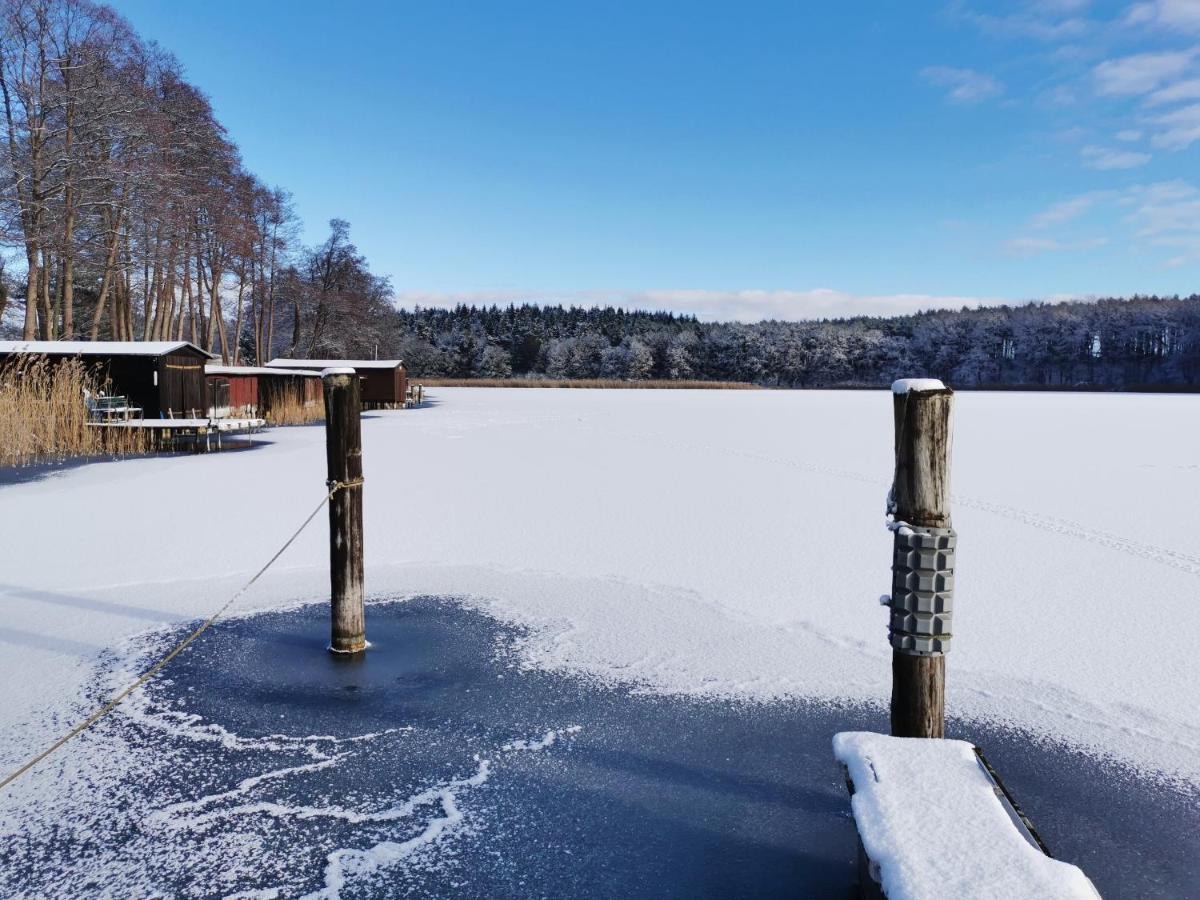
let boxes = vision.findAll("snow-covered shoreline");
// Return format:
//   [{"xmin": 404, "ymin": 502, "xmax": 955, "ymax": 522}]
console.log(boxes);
[{"xmin": 1, "ymin": 387, "xmax": 1198, "ymax": 788}]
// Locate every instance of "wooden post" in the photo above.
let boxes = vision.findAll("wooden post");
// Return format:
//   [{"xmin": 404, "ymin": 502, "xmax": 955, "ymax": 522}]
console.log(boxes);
[
  {"xmin": 890, "ymin": 381, "xmax": 953, "ymax": 738},
  {"xmin": 323, "ymin": 368, "xmax": 366, "ymax": 654}
]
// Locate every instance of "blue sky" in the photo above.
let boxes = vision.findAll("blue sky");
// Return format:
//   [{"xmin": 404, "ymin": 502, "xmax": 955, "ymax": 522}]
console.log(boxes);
[{"xmin": 112, "ymin": 0, "xmax": 1200, "ymax": 320}]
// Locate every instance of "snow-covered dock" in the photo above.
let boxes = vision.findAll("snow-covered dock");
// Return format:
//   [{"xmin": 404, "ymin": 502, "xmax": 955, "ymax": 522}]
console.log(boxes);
[
  {"xmin": 88, "ymin": 416, "xmax": 264, "ymax": 451},
  {"xmin": 835, "ymin": 732, "xmax": 1099, "ymax": 900},
  {"xmin": 88, "ymin": 416, "xmax": 264, "ymax": 431}
]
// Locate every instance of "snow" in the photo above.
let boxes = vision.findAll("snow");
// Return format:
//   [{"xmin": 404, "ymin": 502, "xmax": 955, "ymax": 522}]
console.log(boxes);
[
  {"xmin": 206, "ymin": 365, "xmax": 319, "ymax": 377},
  {"xmin": 1, "ymin": 387, "xmax": 1198, "ymax": 795},
  {"xmin": 833, "ymin": 732, "xmax": 1099, "ymax": 899},
  {"xmin": 0, "ymin": 339, "xmax": 212, "ymax": 357},
  {"xmin": 892, "ymin": 377, "xmax": 946, "ymax": 393},
  {"xmin": 265, "ymin": 359, "xmax": 403, "ymax": 370},
  {"xmin": 319, "ymin": 367, "xmax": 359, "ymax": 377},
  {"xmin": 90, "ymin": 417, "xmax": 264, "ymax": 430}
]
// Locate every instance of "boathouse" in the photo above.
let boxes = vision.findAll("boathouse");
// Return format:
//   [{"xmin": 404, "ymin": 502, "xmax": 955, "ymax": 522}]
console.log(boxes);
[
  {"xmin": 204, "ymin": 364, "xmax": 323, "ymax": 420},
  {"xmin": 265, "ymin": 358, "xmax": 407, "ymax": 408},
  {"xmin": 0, "ymin": 340, "xmax": 213, "ymax": 418}
]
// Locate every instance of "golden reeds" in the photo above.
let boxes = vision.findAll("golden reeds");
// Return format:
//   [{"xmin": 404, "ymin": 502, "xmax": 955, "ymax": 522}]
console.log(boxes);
[
  {"xmin": 263, "ymin": 393, "xmax": 324, "ymax": 426},
  {"xmin": 0, "ymin": 355, "xmax": 147, "ymax": 467}
]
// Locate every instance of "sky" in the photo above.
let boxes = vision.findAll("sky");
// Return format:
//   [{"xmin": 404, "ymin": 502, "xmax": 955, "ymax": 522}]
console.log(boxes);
[{"xmin": 110, "ymin": 0, "xmax": 1200, "ymax": 321}]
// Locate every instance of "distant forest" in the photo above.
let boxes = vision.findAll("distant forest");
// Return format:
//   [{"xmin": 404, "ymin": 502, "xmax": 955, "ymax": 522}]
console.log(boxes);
[{"xmin": 393, "ymin": 296, "xmax": 1200, "ymax": 390}]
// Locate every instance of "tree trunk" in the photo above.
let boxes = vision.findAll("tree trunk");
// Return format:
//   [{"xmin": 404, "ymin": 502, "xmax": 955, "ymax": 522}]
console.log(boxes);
[
  {"xmin": 232, "ymin": 274, "xmax": 246, "ymax": 366},
  {"xmin": 39, "ymin": 247, "xmax": 53, "ymax": 340},
  {"xmin": 89, "ymin": 210, "xmax": 123, "ymax": 340}
]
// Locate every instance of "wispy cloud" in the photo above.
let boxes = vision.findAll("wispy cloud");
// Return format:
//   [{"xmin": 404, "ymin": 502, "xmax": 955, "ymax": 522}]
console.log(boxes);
[
  {"xmin": 1030, "ymin": 192, "xmax": 1112, "ymax": 228},
  {"xmin": 948, "ymin": 0, "xmax": 1092, "ymax": 41},
  {"xmin": 394, "ymin": 289, "xmax": 1007, "ymax": 323},
  {"xmin": 1081, "ymin": 144, "xmax": 1152, "ymax": 168},
  {"xmin": 1092, "ymin": 49, "xmax": 1195, "ymax": 96},
  {"xmin": 1149, "ymin": 102, "xmax": 1200, "ymax": 148},
  {"xmin": 1116, "ymin": 128, "xmax": 1144, "ymax": 140},
  {"xmin": 919, "ymin": 66, "xmax": 1005, "ymax": 103},
  {"xmin": 1003, "ymin": 236, "xmax": 1108, "ymax": 257},
  {"xmin": 1123, "ymin": 0, "xmax": 1200, "ymax": 34},
  {"xmin": 1019, "ymin": 180, "xmax": 1200, "ymax": 267},
  {"xmin": 1038, "ymin": 84, "xmax": 1078, "ymax": 107},
  {"xmin": 1144, "ymin": 76, "xmax": 1200, "ymax": 105}
]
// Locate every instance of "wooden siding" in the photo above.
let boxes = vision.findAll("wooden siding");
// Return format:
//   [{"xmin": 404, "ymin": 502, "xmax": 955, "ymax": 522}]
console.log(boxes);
[{"xmin": 157, "ymin": 351, "xmax": 208, "ymax": 416}]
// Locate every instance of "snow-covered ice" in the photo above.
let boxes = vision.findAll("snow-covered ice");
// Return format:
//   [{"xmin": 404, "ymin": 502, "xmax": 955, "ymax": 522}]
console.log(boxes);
[
  {"xmin": 1, "ymin": 387, "xmax": 1197, "ymax": 787},
  {"xmin": 834, "ymin": 731, "xmax": 1099, "ymax": 900},
  {"xmin": 1, "ymin": 387, "xmax": 1198, "ymax": 895}
]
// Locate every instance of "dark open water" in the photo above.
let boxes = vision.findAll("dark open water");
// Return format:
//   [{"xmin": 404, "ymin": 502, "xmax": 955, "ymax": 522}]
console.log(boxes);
[{"xmin": 5, "ymin": 597, "xmax": 1197, "ymax": 897}]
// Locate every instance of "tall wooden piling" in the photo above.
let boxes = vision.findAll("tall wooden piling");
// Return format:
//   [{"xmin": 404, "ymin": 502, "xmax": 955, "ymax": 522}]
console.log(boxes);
[
  {"xmin": 889, "ymin": 381, "xmax": 954, "ymax": 738},
  {"xmin": 323, "ymin": 368, "xmax": 366, "ymax": 654}
]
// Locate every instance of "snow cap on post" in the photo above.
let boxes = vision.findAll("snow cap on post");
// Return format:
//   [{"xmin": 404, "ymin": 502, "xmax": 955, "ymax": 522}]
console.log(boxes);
[
  {"xmin": 321, "ymin": 366, "xmax": 358, "ymax": 378},
  {"xmin": 892, "ymin": 378, "xmax": 946, "ymax": 394}
]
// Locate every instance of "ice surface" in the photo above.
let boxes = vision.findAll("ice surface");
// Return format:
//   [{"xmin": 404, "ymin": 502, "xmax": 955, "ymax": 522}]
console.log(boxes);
[
  {"xmin": 1, "ymin": 387, "xmax": 1198, "ymax": 791},
  {"xmin": 834, "ymin": 732, "xmax": 1100, "ymax": 900}
]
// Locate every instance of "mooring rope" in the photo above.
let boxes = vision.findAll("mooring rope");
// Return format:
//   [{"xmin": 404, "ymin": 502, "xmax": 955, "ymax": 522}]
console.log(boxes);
[{"xmin": 0, "ymin": 477, "xmax": 363, "ymax": 793}]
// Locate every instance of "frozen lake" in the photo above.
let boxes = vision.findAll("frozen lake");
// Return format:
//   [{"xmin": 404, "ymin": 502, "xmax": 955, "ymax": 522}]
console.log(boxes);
[
  {"xmin": 1, "ymin": 388, "xmax": 1198, "ymax": 894},
  {"xmin": 3, "ymin": 598, "xmax": 1196, "ymax": 897}
]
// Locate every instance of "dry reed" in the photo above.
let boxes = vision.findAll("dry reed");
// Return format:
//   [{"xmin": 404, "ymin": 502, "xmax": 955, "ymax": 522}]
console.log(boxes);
[
  {"xmin": 0, "ymin": 355, "xmax": 147, "ymax": 467},
  {"xmin": 410, "ymin": 378, "xmax": 762, "ymax": 390},
  {"xmin": 263, "ymin": 394, "xmax": 325, "ymax": 426}
]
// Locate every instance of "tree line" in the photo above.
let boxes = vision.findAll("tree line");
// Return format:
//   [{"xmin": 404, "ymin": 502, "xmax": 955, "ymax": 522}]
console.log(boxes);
[
  {"xmin": 0, "ymin": 0, "xmax": 390, "ymax": 362},
  {"xmin": 391, "ymin": 296, "xmax": 1200, "ymax": 389}
]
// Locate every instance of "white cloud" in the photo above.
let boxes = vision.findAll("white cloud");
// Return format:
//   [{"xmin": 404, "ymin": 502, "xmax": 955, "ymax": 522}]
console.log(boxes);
[
  {"xmin": 1003, "ymin": 236, "xmax": 1109, "ymax": 257},
  {"xmin": 1081, "ymin": 144, "xmax": 1152, "ymax": 168},
  {"xmin": 949, "ymin": 1, "xmax": 1092, "ymax": 40},
  {"xmin": 1144, "ymin": 76, "xmax": 1200, "ymax": 105},
  {"xmin": 1116, "ymin": 128, "xmax": 1144, "ymax": 140},
  {"xmin": 1092, "ymin": 50, "xmax": 1195, "ymax": 96},
  {"xmin": 1123, "ymin": 0, "xmax": 1200, "ymax": 34},
  {"xmin": 919, "ymin": 66, "xmax": 1005, "ymax": 103},
  {"xmin": 1039, "ymin": 84, "xmax": 1078, "ymax": 106},
  {"xmin": 394, "ymin": 289, "xmax": 1006, "ymax": 323},
  {"xmin": 1149, "ymin": 101, "xmax": 1200, "ymax": 147},
  {"xmin": 1124, "ymin": 179, "xmax": 1200, "ymax": 234},
  {"xmin": 1019, "ymin": 180, "xmax": 1200, "ymax": 267},
  {"xmin": 1053, "ymin": 125, "xmax": 1089, "ymax": 143},
  {"xmin": 1121, "ymin": 179, "xmax": 1200, "ymax": 263},
  {"xmin": 1030, "ymin": 191, "xmax": 1112, "ymax": 227}
]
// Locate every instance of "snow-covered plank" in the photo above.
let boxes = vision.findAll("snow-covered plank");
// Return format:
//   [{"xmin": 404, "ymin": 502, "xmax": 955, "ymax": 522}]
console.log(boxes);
[
  {"xmin": 88, "ymin": 418, "xmax": 264, "ymax": 430},
  {"xmin": 833, "ymin": 732, "xmax": 1099, "ymax": 899}
]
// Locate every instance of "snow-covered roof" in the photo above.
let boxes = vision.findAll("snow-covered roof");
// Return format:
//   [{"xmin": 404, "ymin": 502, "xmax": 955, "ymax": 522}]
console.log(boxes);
[
  {"xmin": 0, "ymin": 340, "xmax": 214, "ymax": 359},
  {"xmin": 205, "ymin": 364, "xmax": 319, "ymax": 377},
  {"xmin": 265, "ymin": 358, "xmax": 403, "ymax": 370},
  {"xmin": 833, "ymin": 732, "xmax": 1099, "ymax": 899}
]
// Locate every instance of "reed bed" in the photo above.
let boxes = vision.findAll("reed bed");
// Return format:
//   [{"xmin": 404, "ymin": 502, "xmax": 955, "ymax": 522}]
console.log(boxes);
[
  {"xmin": 263, "ymin": 394, "xmax": 325, "ymax": 425},
  {"xmin": 411, "ymin": 378, "xmax": 762, "ymax": 390},
  {"xmin": 0, "ymin": 355, "xmax": 147, "ymax": 467}
]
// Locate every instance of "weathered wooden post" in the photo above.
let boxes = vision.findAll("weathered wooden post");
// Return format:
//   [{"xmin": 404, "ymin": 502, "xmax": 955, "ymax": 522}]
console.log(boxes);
[
  {"xmin": 886, "ymin": 379, "xmax": 954, "ymax": 738},
  {"xmin": 323, "ymin": 368, "xmax": 366, "ymax": 654}
]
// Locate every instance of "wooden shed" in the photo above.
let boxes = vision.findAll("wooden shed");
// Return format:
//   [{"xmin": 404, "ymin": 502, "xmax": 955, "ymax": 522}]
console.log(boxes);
[
  {"xmin": 204, "ymin": 364, "xmax": 323, "ymax": 421},
  {"xmin": 0, "ymin": 340, "xmax": 213, "ymax": 418},
  {"xmin": 265, "ymin": 358, "xmax": 408, "ymax": 409},
  {"xmin": 205, "ymin": 365, "xmax": 262, "ymax": 417}
]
